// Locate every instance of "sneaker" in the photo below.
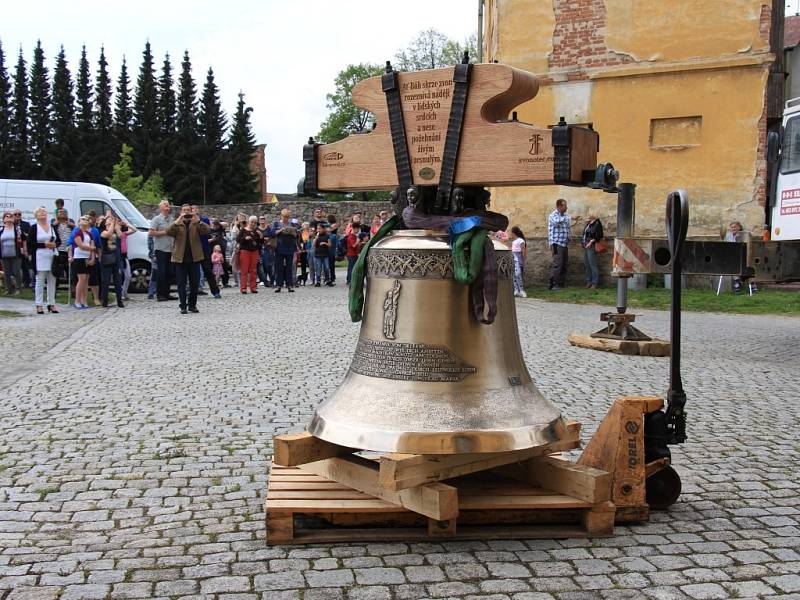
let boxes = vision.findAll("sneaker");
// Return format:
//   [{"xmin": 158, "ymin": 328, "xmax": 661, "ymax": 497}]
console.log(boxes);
[
  {"xmin": 180, "ymin": 307, "xmax": 188, "ymax": 314},
  {"xmin": 198, "ymin": 290, "xmax": 208, "ymax": 296},
  {"xmin": 288, "ymin": 288, "xmax": 295, "ymax": 293},
  {"xmin": 274, "ymin": 288, "xmax": 281, "ymax": 293},
  {"xmin": 212, "ymin": 292, "xmax": 221, "ymax": 299},
  {"xmin": 188, "ymin": 306, "xmax": 199, "ymax": 313},
  {"xmin": 147, "ymin": 294, "xmax": 155, "ymax": 300},
  {"xmin": 74, "ymin": 303, "xmax": 82, "ymax": 309},
  {"xmin": 520, "ymin": 291, "xmax": 527, "ymax": 298}
]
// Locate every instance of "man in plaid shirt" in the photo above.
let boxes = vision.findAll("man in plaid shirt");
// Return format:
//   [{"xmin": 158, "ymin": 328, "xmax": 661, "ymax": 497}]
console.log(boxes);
[{"xmin": 548, "ymin": 199, "xmax": 573, "ymax": 290}]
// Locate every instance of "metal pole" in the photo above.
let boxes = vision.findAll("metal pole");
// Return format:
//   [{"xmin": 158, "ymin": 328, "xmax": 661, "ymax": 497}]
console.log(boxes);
[
  {"xmin": 477, "ymin": 0, "xmax": 484, "ymax": 63},
  {"xmin": 615, "ymin": 182, "xmax": 635, "ymax": 313}
]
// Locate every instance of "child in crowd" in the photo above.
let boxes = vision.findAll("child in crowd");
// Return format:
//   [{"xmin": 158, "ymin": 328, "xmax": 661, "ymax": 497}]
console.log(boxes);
[
  {"xmin": 509, "ymin": 226, "xmax": 527, "ymax": 298},
  {"xmin": 313, "ymin": 223, "xmax": 332, "ymax": 287},
  {"xmin": 211, "ymin": 244, "xmax": 225, "ymax": 280}
]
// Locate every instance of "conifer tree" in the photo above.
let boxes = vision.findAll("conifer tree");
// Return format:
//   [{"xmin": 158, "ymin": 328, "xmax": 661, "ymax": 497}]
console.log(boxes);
[
  {"xmin": 131, "ymin": 41, "xmax": 158, "ymax": 178},
  {"xmin": 10, "ymin": 49, "xmax": 30, "ymax": 177},
  {"xmin": 114, "ymin": 57, "xmax": 132, "ymax": 148},
  {"xmin": 74, "ymin": 45, "xmax": 94, "ymax": 180},
  {"xmin": 169, "ymin": 50, "xmax": 201, "ymax": 202},
  {"xmin": 225, "ymin": 92, "xmax": 259, "ymax": 203},
  {"xmin": 197, "ymin": 67, "xmax": 227, "ymax": 203},
  {"xmin": 94, "ymin": 47, "xmax": 115, "ymax": 182},
  {"xmin": 155, "ymin": 52, "xmax": 176, "ymax": 178},
  {"xmin": 28, "ymin": 40, "xmax": 51, "ymax": 178},
  {"xmin": 45, "ymin": 45, "xmax": 77, "ymax": 180},
  {"xmin": 0, "ymin": 40, "xmax": 12, "ymax": 175}
]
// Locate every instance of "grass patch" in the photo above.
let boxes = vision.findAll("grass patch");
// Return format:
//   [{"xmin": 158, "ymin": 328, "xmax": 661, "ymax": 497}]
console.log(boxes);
[
  {"xmin": 0, "ymin": 309, "xmax": 23, "ymax": 318},
  {"xmin": 10, "ymin": 288, "xmax": 71, "ymax": 304},
  {"xmin": 524, "ymin": 286, "xmax": 800, "ymax": 316}
]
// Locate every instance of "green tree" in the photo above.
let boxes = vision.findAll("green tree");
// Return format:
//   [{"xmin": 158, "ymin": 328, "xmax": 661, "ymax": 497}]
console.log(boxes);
[
  {"xmin": 45, "ymin": 45, "xmax": 77, "ymax": 180},
  {"xmin": 316, "ymin": 63, "xmax": 389, "ymax": 202},
  {"xmin": 394, "ymin": 29, "xmax": 477, "ymax": 71},
  {"xmin": 93, "ymin": 47, "xmax": 116, "ymax": 183},
  {"xmin": 155, "ymin": 52, "xmax": 176, "ymax": 179},
  {"xmin": 107, "ymin": 143, "xmax": 164, "ymax": 206},
  {"xmin": 197, "ymin": 67, "xmax": 227, "ymax": 203},
  {"xmin": 225, "ymin": 92, "xmax": 259, "ymax": 203},
  {"xmin": 9, "ymin": 49, "xmax": 30, "ymax": 177},
  {"xmin": 28, "ymin": 40, "xmax": 51, "ymax": 177},
  {"xmin": 74, "ymin": 45, "xmax": 94, "ymax": 180},
  {"xmin": 114, "ymin": 57, "xmax": 132, "ymax": 147},
  {"xmin": 0, "ymin": 40, "xmax": 11, "ymax": 175},
  {"xmin": 168, "ymin": 50, "xmax": 201, "ymax": 202},
  {"xmin": 131, "ymin": 41, "xmax": 158, "ymax": 178},
  {"xmin": 317, "ymin": 63, "xmax": 382, "ymax": 144}
]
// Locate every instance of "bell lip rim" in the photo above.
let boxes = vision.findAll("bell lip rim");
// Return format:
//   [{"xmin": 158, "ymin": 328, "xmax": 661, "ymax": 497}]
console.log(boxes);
[
  {"xmin": 306, "ymin": 413, "xmax": 568, "ymax": 455},
  {"xmin": 388, "ymin": 229, "xmax": 448, "ymax": 237}
]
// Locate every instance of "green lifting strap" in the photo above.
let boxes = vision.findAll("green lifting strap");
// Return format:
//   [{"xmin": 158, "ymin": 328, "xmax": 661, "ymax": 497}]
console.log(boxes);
[
  {"xmin": 452, "ymin": 227, "xmax": 487, "ymax": 285},
  {"xmin": 348, "ymin": 215, "xmax": 402, "ymax": 322}
]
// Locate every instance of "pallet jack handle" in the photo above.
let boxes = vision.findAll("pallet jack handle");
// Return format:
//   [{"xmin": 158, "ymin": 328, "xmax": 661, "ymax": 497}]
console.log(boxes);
[{"xmin": 665, "ymin": 190, "xmax": 689, "ymax": 444}]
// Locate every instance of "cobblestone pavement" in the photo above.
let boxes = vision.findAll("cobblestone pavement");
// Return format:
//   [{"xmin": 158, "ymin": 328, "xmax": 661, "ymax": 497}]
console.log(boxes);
[{"xmin": 1, "ymin": 281, "xmax": 799, "ymax": 600}]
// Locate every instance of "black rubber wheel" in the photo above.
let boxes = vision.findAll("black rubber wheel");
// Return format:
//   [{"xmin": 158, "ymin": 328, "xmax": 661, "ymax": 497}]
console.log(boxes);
[{"xmin": 646, "ymin": 465, "xmax": 681, "ymax": 510}]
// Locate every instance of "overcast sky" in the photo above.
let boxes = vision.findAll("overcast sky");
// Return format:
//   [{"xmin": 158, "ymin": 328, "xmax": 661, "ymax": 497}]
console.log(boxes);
[{"xmin": 2, "ymin": 1, "xmax": 477, "ymax": 193}]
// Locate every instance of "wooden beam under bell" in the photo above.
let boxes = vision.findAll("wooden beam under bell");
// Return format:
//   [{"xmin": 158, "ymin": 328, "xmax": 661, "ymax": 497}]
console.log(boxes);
[{"xmin": 378, "ymin": 421, "xmax": 582, "ymax": 491}]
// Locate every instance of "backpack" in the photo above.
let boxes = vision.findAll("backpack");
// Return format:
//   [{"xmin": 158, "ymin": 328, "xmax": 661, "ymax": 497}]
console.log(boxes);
[{"xmin": 336, "ymin": 235, "xmax": 348, "ymax": 260}]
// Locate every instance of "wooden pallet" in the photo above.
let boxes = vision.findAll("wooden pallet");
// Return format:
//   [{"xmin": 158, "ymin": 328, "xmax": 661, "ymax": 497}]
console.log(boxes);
[
  {"xmin": 265, "ymin": 397, "xmax": 671, "ymax": 543},
  {"xmin": 266, "ymin": 466, "xmax": 616, "ymax": 544}
]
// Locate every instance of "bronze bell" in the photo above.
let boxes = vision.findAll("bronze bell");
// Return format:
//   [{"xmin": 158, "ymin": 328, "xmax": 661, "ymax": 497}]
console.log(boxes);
[{"xmin": 308, "ymin": 229, "xmax": 567, "ymax": 454}]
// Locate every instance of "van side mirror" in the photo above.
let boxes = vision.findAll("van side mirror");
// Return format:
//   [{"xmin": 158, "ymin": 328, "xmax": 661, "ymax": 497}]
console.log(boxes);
[{"xmin": 767, "ymin": 130, "xmax": 780, "ymax": 164}]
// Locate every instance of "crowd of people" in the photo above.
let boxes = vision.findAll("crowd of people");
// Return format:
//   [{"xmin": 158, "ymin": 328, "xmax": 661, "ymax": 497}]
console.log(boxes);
[
  {"xmin": 1, "ymin": 203, "xmax": 140, "ymax": 313},
  {"xmin": 144, "ymin": 203, "xmax": 388, "ymax": 313},
  {"xmin": 7, "ymin": 197, "xmax": 756, "ymax": 313}
]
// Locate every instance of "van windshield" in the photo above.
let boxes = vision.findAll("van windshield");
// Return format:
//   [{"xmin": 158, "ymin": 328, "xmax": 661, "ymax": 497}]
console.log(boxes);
[
  {"xmin": 780, "ymin": 116, "xmax": 800, "ymax": 175},
  {"xmin": 111, "ymin": 197, "xmax": 151, "ymax": 229}
]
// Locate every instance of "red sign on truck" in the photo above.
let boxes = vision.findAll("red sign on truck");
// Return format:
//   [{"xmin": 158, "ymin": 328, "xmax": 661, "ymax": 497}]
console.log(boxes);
[{"xmin": 780, "ymin": 188, "xmax": 800, "ymax": 215}]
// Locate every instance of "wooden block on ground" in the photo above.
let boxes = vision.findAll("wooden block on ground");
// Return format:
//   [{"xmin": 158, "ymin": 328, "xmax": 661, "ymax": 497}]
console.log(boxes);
[
  {"xmin": 583, "ymin": 501, "xmax": 616, "ymax": 536},
  {"xmin": 379, "ymin": 421, "xmax": 582, "ymax": 491},
  {"xmin": 273, "ymin": 432, "xmax": 354, "ymax": 467},
  {"xmin": 568, "ymin": 333, "xmax": 670, "ymax": 357},
  {"xmin": 494, "ymin": 455, "xmax": 610, "ymax": 504},
  {"xmin": 301, "ymin": 455, "xmax": 459, "ymax": 521},
  {"xmin": 265, "ymin": 512, "xmax": 293, "ymax": 544}
]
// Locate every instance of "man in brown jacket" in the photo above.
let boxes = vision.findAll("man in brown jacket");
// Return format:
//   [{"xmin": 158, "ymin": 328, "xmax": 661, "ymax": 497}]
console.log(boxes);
[{"xmin": 167, "ymin": 204, "xmax": 210, "ymax": 314}]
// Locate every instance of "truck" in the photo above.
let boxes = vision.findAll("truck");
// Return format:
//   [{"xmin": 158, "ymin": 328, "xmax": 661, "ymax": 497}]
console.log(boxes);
[
  {"xmin": 0, "ymin": 179, "xmax": 152, "ymax": 293},
  {"xmin": 770, "ymin": 97, "xmax": 800, "ymax": 241}
]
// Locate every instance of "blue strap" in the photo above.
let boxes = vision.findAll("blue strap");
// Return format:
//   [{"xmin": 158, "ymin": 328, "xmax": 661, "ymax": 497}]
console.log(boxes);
[{"xmin": 448, "ymin": 216, "xmax": 481, "ymax": 247}]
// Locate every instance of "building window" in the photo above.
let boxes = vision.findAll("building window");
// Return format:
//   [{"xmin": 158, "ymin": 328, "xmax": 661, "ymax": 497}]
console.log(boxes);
[{"xmin": 649, "ymin": 116, "xmax": 702, "ymax": 150}]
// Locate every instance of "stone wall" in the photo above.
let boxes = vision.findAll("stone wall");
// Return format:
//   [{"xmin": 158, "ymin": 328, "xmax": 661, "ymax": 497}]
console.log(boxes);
[
  {"xmin": 149, "ymin": 199, "xmax": 395, "ymax": 225},
  {"xmin": 523, "ymin": 238, "xmax": 614, "ymax": 287}
]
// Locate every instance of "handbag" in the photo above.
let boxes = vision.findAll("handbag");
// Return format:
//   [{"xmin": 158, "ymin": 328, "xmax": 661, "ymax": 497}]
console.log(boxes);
[{"xmin": 595, "ymin": 239, "xmax": 608, "ymax": 254}]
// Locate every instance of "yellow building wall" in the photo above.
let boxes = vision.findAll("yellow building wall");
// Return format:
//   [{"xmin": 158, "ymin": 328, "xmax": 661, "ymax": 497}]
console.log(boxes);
[{"xmin": 485, "ymin": 0, "xmax": 774, "ymax": 238}]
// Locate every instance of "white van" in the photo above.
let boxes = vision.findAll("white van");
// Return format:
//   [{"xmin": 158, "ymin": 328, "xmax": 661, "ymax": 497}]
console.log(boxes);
[{"xmin": 0, "ymin": 179, "xmax": 152, "ymax": 293}]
